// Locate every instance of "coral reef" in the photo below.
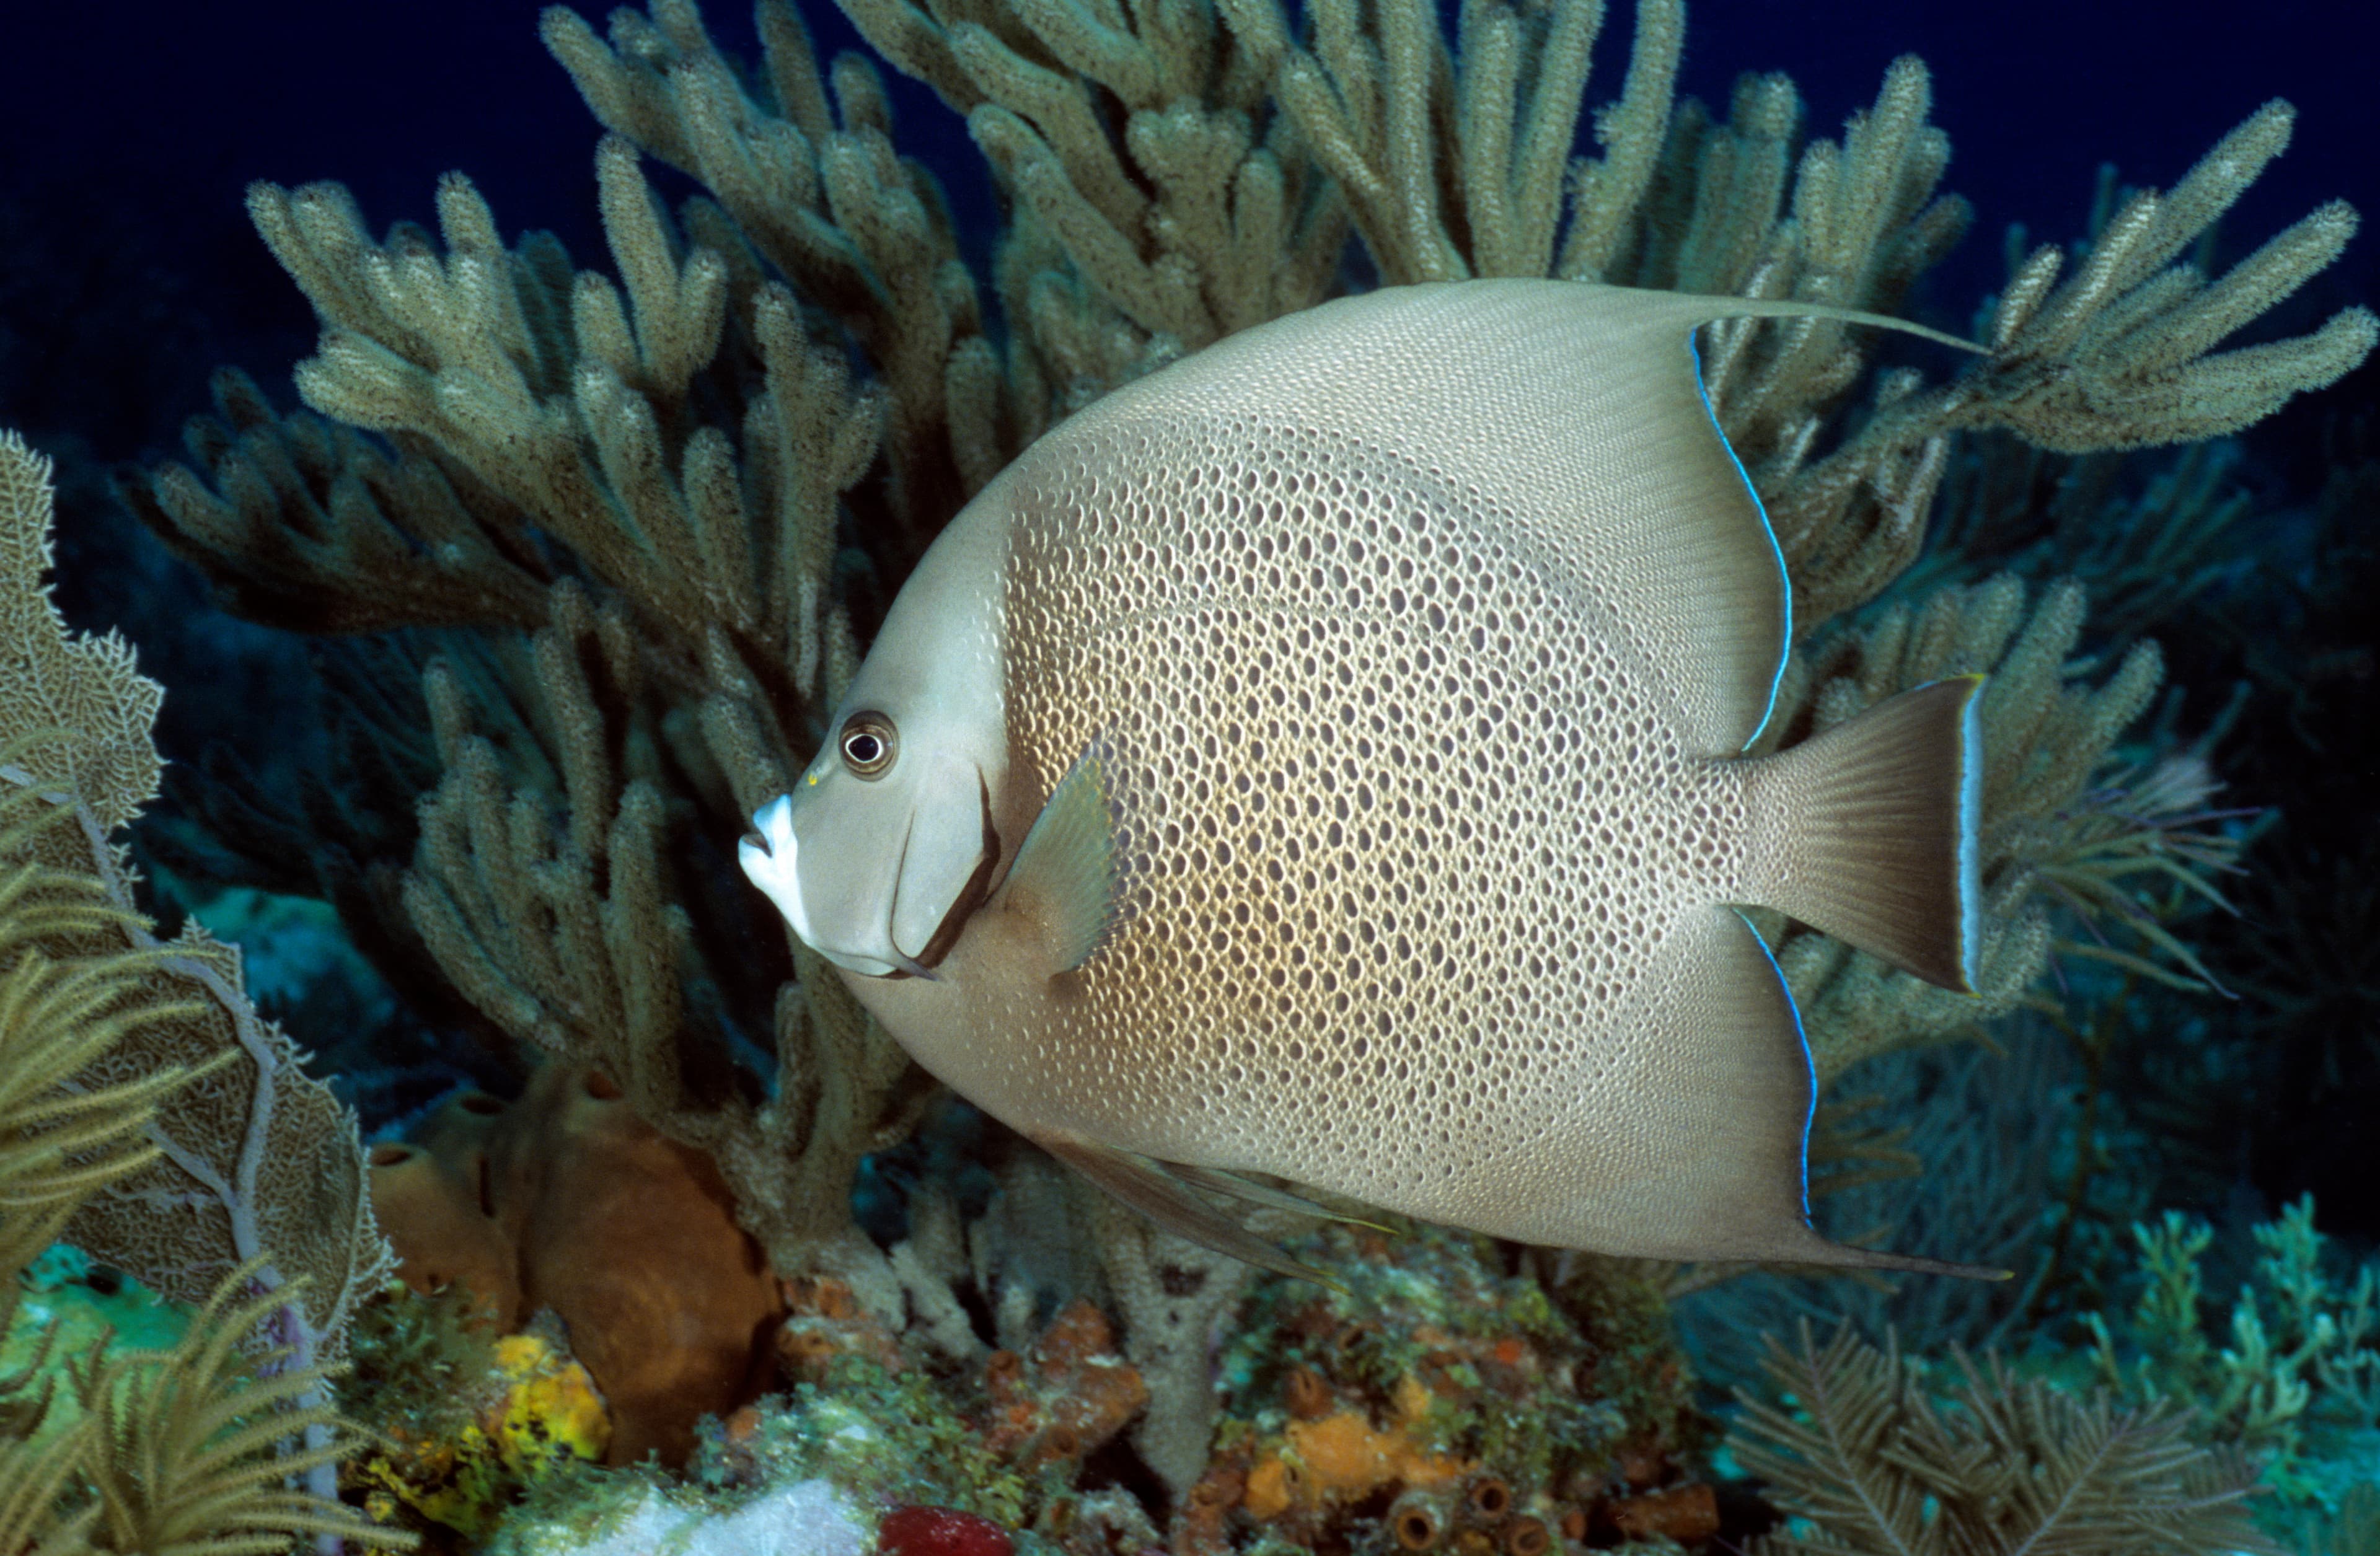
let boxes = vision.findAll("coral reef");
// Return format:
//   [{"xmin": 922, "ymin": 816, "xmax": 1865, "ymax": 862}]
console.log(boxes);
[
  {"xmin": 94, "ymin": 0, "xmax": 2360, "ymax": 1470},
  {"xmin": 0, "ymin": 428, "xmax": 413, "ymax": 1552},
  {"xmin": 1207, "ymin": 1222, "xmax": 1708, "ymax": 1553},
  {"xmin": 0, "ymin": 0, "xmax": 2356, "ymax": 1542},
  {"xmin": 368, "ymin": 1063, "xmax": 784, "ymax": 1467},
  {"xmin": 418, "ymin": 1213, "xmax": 1717, "ymax": 1554},
  {"xmin": 1729, "ymin": 1322, "xmax": 2276, "ymax": 1556}
]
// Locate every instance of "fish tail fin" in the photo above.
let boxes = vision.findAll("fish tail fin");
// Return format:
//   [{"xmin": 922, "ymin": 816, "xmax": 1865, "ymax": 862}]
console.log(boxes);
[{"xmin": 1744, "ymin": 675, "xmax": 1984, "ymax": 993}]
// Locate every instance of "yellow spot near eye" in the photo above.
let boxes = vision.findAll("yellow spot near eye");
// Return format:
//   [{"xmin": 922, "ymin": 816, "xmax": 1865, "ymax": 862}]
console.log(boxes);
[{"xmin": 807, "ymin": 772, "xmax": 819, "ymax": 786}]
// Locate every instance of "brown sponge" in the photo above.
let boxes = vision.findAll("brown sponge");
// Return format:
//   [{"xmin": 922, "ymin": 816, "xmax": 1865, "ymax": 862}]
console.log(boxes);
[{"xmin": 369, "ymin": 1064, "xmax": 783, "ymax": 1465}]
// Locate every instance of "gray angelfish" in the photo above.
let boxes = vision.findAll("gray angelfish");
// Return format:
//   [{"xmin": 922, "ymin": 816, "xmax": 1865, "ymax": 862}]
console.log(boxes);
[{"xmin": 743, "ymin": 279, "xmax": 2003, "ymax": 1283}]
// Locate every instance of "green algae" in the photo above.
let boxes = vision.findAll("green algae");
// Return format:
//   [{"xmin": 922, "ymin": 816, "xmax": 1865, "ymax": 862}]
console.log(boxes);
[{"xmin": 1, "ymin": 1243, "xmax": 188, "ymax": 1449}]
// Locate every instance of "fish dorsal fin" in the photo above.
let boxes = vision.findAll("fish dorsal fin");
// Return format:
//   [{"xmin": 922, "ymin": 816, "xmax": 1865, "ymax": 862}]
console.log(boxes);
[
  {"xmin": 1574, "ymin": 905, "xmax": 2004, "ymax": 1278},
  {"xmin": 997, "ymin": 745, "xmax": 1130, "ymax": 974},
  {"xmin": 1550, "ymin": 286, "xmax": 1978, "ymax": 754},
  {"xmin": 1090, "ymin": 281, "xmax": 1978, "ymax": 756},
  {"xmin": 1038, "ymin": 1132, "xmax": 1345, "ymax": 1289}
]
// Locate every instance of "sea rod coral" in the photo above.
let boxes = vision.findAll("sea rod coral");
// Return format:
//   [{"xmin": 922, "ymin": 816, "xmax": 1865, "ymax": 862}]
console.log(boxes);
[{"xmin": 86, "ymin": 0, "xmax": 2371, "ymax": 1528}]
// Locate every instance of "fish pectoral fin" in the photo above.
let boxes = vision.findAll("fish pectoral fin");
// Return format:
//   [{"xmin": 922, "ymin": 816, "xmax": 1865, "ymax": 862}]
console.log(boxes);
[
  {"xmin": 1166, "ymin": 1163, "xmax": 1401, "ymax": 1236},
  {"xmin": 1037, "ymin": 1133, "xmax": 1344, "ymax": 1290},
  {"xmin": 998, "ymin": 744, "xmax": 1132, "ymax": 974}
]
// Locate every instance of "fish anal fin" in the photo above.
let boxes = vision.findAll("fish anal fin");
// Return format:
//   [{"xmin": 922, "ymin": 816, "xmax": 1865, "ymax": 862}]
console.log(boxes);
[
  {"xmin": 1562, "ymin": 908, "xmax": 2002, "ymax": 1278},
  {"xmin": 1037, "ymin": 1132, "xmax": 1342, "ymax": 1290},
  {"xmin": 998, "ymin": 745, "xmax": 1130, "ymax": 974},
  {"xmin": 1742, "ymin": 675, "xmax": 1985, "ymax": 993}
]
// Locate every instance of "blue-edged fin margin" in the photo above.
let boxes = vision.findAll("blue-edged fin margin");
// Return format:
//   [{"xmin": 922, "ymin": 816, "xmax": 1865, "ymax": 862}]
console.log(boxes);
[
  {"xmin": 1576, "ymin": 906, "xmax": 2008, "ymax": 1278},
  {"xmin": 1542, "ymin": 287, "xmax": 1983, "ymax": 762},
  {"xmin": 1743, "ymin": 674, "xmax": 1988, "ymax": 995}
]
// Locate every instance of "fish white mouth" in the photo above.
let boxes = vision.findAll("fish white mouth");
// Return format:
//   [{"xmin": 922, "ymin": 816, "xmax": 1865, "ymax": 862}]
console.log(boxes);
[{"xmin": 738, "ymin": 793, "xmax": 930, "ymax": 980}]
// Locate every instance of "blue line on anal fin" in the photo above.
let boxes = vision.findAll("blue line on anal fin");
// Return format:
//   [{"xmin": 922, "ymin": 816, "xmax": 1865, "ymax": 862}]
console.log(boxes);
[
  {"xmin": 1634, "ymin": 908, "xmax": 2008, "ymax": 1279},
  {"xmin": 1002, "ymin": 744, "xmax": 1130, "ymax": 973},
  {"xmin": 1039, "ymin": 1133, "xmax": 1345, "ymax": 1290}
]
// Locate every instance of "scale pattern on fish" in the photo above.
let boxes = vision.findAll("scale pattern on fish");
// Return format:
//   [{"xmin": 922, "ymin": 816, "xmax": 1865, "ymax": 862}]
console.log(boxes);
[{"xmin": 743, "ymin": 279, "xmax": 1996, "ymax": 1281}]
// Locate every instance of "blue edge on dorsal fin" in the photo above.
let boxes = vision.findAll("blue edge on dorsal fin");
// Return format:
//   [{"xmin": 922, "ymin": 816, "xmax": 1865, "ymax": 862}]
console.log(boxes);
[
  {"xmin": 1688, "ymin": 321, "xmax": 1990, "ymax": 1221},
  {"xmin": 1685, "ymin": 326, "xmax": 1793, "ymax": 758},
  {"xmin": 1686, "ymin": 322, "xmax": 1814, "ymax": 1217}
]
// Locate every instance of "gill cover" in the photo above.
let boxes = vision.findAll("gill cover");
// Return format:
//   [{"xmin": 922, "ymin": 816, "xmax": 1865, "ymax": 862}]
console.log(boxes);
[
  {"xmin": 741, "ymin": 745, "xmax": 997, "ymax": 978},
  {"xmin": 737, "ymin": 482, "xmax": 1012, "ymax": 977}
]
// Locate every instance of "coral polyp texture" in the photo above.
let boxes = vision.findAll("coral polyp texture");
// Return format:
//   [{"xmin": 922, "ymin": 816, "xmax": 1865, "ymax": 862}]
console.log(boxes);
[
  {"xmin": 0, "ymin": 0, "xmax": 2366, "ymax": 1547},
  {"xmin": 1210, "ymin": 1224, "xmax": 1712, "ymax": 1553}
]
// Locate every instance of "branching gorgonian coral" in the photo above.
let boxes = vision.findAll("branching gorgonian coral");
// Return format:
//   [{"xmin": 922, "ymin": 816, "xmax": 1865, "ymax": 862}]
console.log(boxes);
[
  {"xmin": 2090, "ymin": 1197, "xmax": 2380, "ymax": 1500},
  {"xmin": 1, "ymin": 429, "xmax": 413, "ymax": 1554},
  {"xmin": 113, "ymin": 0, "xmax": 2370, "ymax": 1417},
  {"xmin": 1732, "ymin": 1322, "xmax": 2277, "ymax": 1556}
]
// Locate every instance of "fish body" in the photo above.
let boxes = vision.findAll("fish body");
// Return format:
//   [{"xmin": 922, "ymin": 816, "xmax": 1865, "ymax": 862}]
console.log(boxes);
[{"xmin": 744, "ymin": 279, "xmax": 1991, "ymax": 1277}]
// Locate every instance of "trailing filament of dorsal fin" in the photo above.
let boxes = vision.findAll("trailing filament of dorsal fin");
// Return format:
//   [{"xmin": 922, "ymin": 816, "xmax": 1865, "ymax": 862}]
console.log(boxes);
[{"xmin": 755, "ymin": 279, "xmax": 2006, "ymax": 1281}]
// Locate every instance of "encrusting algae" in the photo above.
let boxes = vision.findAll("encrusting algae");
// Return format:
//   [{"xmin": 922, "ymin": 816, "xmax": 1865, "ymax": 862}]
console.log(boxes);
[
  {"xmin": 1204, "ymin": 1221, "xmax": 1716, "ymax": 1554},
  {"xmin": 353, "ymin": 1329, "xmax": 612, "ymax": 1542}
]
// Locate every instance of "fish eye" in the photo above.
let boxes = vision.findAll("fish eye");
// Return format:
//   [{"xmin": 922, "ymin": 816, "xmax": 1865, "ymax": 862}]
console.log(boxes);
[{"xmin": 839, "ymin": 713, "xmax": 897, "ymax": 779}]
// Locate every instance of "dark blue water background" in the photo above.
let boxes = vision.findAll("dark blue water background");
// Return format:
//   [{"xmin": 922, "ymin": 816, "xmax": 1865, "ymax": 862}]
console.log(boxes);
[{"xmin": 3, "ymin": 0, "xmax": 2369, "ymax": 464}]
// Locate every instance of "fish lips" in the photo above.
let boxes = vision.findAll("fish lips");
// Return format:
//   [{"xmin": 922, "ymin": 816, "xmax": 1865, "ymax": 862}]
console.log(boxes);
[{"xmin": 738, "ymin": 758, "xmax": 1001, "ymax": 981}]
